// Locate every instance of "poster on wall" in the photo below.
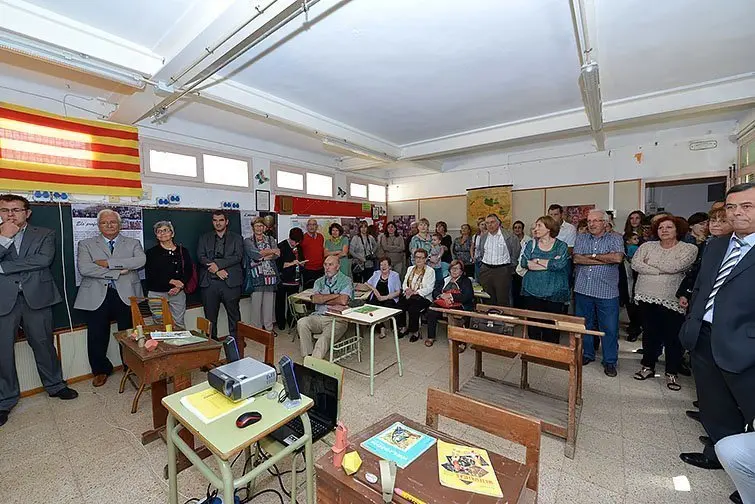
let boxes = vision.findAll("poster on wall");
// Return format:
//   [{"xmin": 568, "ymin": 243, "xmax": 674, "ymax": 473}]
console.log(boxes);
[
  {"xmin": 564, "ymin": 205, "xmax": 595, "ymax": 226},
  {"xmin": 71, "ymin": 204, "xmax": 144, "ymax": 285},
  {"xmin": 393, "ymin": 215, "xmax": 416, "ymax": 237},
  {"xmin": 466, "ymin": 185, "xmax": 513, "ymax": 229},
  {"xmin": 241, "ymin": 211, "xmax": 257, "ymax": 238}
]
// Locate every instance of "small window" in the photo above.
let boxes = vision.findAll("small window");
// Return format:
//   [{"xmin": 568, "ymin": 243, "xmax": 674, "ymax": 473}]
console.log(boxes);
[
  {"xmin": 149, "ymin": 150, "xmax": 197, "ymax": 177},
  {"xmin": 306, "ymin": 172, "xmax": 333, "ymax": 197},
  {"xmin": 277, "ymin": 169, "xmax": 304, "ymax": 191},
  {"xmin": 368, "ymin": 183, "xmax": 386, "ymax": 203},
  {"xmin": 203, "ymin": 154, "xmax": 249, "ymax": 187},
  {"xmin": 350, "ymin": 182, "xmax": 367, "ymax": 199}
]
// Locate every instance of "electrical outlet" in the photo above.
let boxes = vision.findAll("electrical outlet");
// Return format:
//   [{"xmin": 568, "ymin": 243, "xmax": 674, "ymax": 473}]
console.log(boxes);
[
  {"xmin": 108, "ymin": 195, "xmax": 121, "ymax": 203},
  {"xmin": 51, "ymin": 192, "xmax": 69, "ymax": 202},
  {"xmin": 168, "ymin": 193, "xmax": 181, "ymax": 205},
  {"xmin": 221, "ymin": 201, "xmax": 240, "ymax": 209},
  {"xmin": 156, "ymin": 196, "xmax": 171, "ymax": 206}
]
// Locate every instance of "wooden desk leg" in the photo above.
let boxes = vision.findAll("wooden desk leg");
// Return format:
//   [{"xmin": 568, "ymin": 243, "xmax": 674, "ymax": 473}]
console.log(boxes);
[
  {"xmin": 474, "ymin": 349, "xmax": 483, "ymax": 377},
  {"xmin": 576, "ymin": 334, "xmax": 584, "ymax": 406},
  {"xmin": 520, "ymin": 359, "xmax": 529, "ymax": 390},
  {"xmin": 142, "ymin": 378, "xmax": 168, "ymax": 444},
  {"xmin": 566, "ymin": 359, "xmax": 578, "ymax": 459},
  {"xmin": 449, "ymin": 340, "xmax": 459, "ymax": 393}
]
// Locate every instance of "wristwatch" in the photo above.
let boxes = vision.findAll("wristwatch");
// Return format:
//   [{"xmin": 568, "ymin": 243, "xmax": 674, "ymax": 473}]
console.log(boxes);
[
  {"xmin": 535, "ymin": 259, "xmax": 541, "ymax": 265},
  {"xmin": 591, "ymin": 253, "xmax": 597, "ymax": 258}
]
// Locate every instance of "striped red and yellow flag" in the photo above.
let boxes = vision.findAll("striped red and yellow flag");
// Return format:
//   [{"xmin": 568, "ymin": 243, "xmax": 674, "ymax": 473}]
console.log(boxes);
[{"xmin": 0, "ymin": 102, "xmax": 142, "ymax": 197}]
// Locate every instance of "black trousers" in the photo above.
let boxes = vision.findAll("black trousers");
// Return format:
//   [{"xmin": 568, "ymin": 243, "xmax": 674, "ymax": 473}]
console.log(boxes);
[
  {"xmin": 201, "ymin": 281, "xmax": 242, "ymax": 340},
  {"xmin": 275, "ymin": 283, "xmax": 300, "ymax": 330},
  {"xmin": 692, "ymin": 323, "xmax": 755, "ymax": 461},
  {"xmin": 522, "ymin": 296, "xmax": 564, "ymax": 344},
  {"xmin": 478, "ymin": 264, "xmax": 513, "ymax": 307},
  {"xmin": 638, "ymin": 302, "xmax": 684, "ymax": 375},
  {"xmin": 85, "ymin": 288, "xmax": 131, "ymax": 376},
  {"xmin": 302, "ymin": 268, "xmax": 323, "ymax": 289},
  {"xmin": 401, "ymin": 295, "xmax": 431, "ymax": 333},
  {"xmin": 626, "ymin": 301, "xmax": 642, "ymax": 338},
  {"xmin": 511, "ymin": 274, "xmax": 524, "ymax": 309}
]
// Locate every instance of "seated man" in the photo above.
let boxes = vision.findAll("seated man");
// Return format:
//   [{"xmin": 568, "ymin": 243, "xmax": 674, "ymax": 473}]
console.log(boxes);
[
  {"xmin": 297, "ymin": 255, "xmax": 353, "ymax": 359},
  {"xmin": 716, "ymin": 426, "xmax": 754, "ymax": 504}
]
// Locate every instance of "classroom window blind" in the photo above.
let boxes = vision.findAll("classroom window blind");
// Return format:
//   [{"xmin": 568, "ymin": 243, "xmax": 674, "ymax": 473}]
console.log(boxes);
[
  {"xmin": 368, "ymin": 183, "xmax": 386, "ymax": 202},
  {"xmin": 203, "ymin": 154, "xmax": 248, "ymax": 187},
  {"xmin": 350, "ymin": 182, "xmax": 367, "ymax": 199},
  {"xmin": 148, "ymin": 149, "xmax": 197, "ymax": 177},
  {"xmin": 306, "ymin": 172, "xmax": 333, "ymax": 197},
  {"xmin": 277, "ymin": 169, "xmax": 304, "ymax": 191}
]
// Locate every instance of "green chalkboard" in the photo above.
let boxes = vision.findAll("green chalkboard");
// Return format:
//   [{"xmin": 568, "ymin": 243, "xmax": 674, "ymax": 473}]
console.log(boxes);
[{"xmin": 26, "ymin": 203, "xmax": 242, "ymax": 332}]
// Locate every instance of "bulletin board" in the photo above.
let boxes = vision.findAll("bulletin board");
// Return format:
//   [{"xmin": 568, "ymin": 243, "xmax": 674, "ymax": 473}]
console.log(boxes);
[
  {"xmin": 512, "ymin": 189, "xmax": 545, "ymax": 231},
  {"xmin": 419, "ymin": 196, "xmax": 467, "ymax": 231}
]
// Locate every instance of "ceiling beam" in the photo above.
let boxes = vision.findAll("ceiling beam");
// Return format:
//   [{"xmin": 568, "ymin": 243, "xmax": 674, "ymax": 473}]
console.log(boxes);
[{"xmin": 0, "ymin": 0, "xmax": 163, "ymax": 74}]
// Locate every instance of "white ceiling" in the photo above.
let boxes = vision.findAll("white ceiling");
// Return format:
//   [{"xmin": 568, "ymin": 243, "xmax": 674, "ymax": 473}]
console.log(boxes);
[{"xmin": 1, "ymin": 0, "xmax": 754, "ymax": 178}]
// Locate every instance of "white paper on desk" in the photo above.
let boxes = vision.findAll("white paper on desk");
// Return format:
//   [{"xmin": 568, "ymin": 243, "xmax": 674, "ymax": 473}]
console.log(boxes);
[{"xmin": 150, "ymin": 330, "xmax": 195, "ymax": 340}]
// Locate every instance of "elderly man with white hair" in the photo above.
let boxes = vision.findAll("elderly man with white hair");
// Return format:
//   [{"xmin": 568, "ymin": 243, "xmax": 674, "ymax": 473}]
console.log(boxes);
[
  {"xmin": 74, "ymin": 209, "xmax": 145, "ymax": 387},
  {"xmin": 573, "ymin": 209, "xmax": 625, "ymax": 377}
]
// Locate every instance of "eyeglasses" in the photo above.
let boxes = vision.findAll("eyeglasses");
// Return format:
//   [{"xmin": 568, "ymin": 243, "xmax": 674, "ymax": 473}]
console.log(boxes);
[
  {"xmin": 155, "ymin": 228, "xmax": 173, "ymax": 234},
  {"xmin": 0, "ymin": 208, "xmax": 27, "ymax": 215}
]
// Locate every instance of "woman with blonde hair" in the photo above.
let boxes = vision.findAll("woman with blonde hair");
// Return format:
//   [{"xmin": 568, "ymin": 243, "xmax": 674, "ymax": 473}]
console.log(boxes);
[
  {"xmin": 244, "ymin": 217, "xmax": 280, "ymax": 332},
  {"xmin": 399, "ymin": 249, "xmax": 436, "ymax": 340}
]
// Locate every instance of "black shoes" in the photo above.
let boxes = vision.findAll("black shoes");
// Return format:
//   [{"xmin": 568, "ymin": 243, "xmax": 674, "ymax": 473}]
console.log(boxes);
[
  {"xmin": 0, "ymin": 410, "xmax": 8, "ymax": 427},
  {"xmin": 699, "ymin": 435, "xmax": 712, "ymax": 447},
  {"xmin": 679, "ymin": 363, "xmax": 692, "ymax": 376},
  {"xmin": 686, "ymin": 410, "xmax": 701, "ymax": 422},
  {"xmin": 408, "ymin": 334, "xmax": 420, "ymax": 343},
  {"xmin": 582, "ymin": 357, "xmax": 594, "ymax": 366},
  {"xmin": 730, "ymin": 491, "xmax": 742, "ymax": 504},
  {"xmin": 693, "ymin": 400, "xmax": 699, "ymax": 408},
  {"xmin": 604, "ymin": 364, "xmax": 618, "ymax": 377},
  {"xmin": 397, "ymin": 329, "xmax": 408, "ymax": 339},
  {"xmin": 50, "ymin": 387, "xmax": 79, "ymax": 400},
  {"xmin": 680, "ymin": 452, "xmax": 722, "ymax": 470},
  {"xmin": 627, "ymin": 334, "xmax": 639, "ymax": 342}
]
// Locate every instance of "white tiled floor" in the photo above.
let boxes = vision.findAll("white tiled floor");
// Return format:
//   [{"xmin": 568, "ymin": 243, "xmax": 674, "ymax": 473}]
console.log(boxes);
[{"xmin": 0, "ymin": 322, "xmax": 738, "ymax": 504}]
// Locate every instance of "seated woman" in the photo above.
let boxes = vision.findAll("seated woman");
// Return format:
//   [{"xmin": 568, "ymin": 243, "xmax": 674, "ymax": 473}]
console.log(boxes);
[
  {"xmin": 359, "ymin": 257, "xmax": 402, "ymax": 338},
  {"xmin": 424, "ymin": 260, "xmax": 474, "ymax": 347},
  {"xmin": 399, "ymin": 249, "xmax": 436, "ymax": 341},
  {"xmin": 518, "ymin": 216, "xmax": 570, "ymax": 343}
]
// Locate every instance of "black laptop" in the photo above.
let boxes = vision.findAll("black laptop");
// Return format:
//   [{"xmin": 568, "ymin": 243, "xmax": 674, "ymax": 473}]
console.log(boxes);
[{"xmin": 269, "ymin": 363, "xmax": 339, "ymax": 446}]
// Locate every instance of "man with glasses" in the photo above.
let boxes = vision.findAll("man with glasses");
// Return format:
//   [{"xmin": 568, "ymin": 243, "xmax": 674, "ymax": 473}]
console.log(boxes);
[
  {"xmin": 0, "ymin": 194, "xmax": 79, "ymax": 426},
  {"xmin": 197, "ymin": 210, "xmax": 243, "ymax": 340},
  {"xmin": 476, "ymin": 213, "xmax": 521, "ymax": 306},
  {"xmin": 573, "ymin": 209, "xmax": 625, "ymax": 377},
  {"xmin": 75, "ymin": 208, "xmax": 145, "ymax": 387},
  {"xmin": 297, "ymin": 255, "xmax": 353, "ymax": 359}
]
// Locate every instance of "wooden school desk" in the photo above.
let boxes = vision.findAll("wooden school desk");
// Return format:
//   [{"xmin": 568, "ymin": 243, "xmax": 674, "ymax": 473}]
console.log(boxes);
[
  {"xmin": 315, "ymin": 413, "xmax": 536, "ymax": 504},
  {"xmin": 163, "ymin": 381, "xmax": 315, "ymax": 504}
]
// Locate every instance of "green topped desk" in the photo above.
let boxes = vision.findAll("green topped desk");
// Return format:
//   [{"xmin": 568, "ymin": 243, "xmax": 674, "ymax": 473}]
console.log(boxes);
[{"xmin": 162, "ymin": 381, "xmax": 315, "ymax": 504}]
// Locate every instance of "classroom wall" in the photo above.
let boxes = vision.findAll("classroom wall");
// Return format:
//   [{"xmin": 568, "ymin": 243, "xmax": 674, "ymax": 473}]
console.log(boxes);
[{"xmin": 645, "ymin": 180, "xmax": 723, "ymax": 217}]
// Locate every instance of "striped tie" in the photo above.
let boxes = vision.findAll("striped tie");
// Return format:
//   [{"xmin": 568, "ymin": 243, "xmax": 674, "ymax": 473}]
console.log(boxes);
[{"xmin": 704, "ymin": 238, "xmax": 744, "ymax": 313}]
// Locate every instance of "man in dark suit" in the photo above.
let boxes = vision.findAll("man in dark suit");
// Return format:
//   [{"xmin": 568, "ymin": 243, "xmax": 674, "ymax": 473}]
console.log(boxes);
[
  {"xmin": 198, "ymin": 211, "xmax": 243, "ymax": 340},
  {"xmin": 0, "ymin": 194, "xmax": 78, "ymax": 427},
  {"xmin": 679, "ymin": 183, "xmax": 755, "ymax": 484}
]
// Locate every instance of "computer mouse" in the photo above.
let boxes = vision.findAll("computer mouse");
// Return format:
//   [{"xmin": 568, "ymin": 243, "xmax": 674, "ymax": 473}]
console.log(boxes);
[{"xmin": 236, "ymin": 411, "xmax": 262, "ymax": 428}]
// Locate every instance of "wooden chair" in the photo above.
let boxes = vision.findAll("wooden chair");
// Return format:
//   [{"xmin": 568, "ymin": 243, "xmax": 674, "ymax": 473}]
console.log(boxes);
[
  {"xmin": 236, "ymin": 322, "xmax": 275, "ymax": 366},
  {"xmin": 426, "ymin": 387, "xmax": 541, "ymax": 493},
  {"xmin": 288, "ymin": 294, "xmax": 311, "ymax": 341},
  {"xmin": 129, "ymin": 296, "xmax": 173, "ymax": 328},
  {"xmin": 196, "ymin": 317, "xmax": 212, "ymax": 338}
]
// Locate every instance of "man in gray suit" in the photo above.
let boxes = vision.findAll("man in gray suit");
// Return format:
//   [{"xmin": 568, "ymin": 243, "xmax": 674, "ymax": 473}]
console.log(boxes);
[
  {"xmin": 198, "ymin": 210, "xmax": 243, "ymax": 340},
  {"xmin": 0, "ymin": 194, "xmax": 78, "ymax": 427},
  {"xmin": 74, "ymin": 209, "xmax": 145, "ymax": 387}
]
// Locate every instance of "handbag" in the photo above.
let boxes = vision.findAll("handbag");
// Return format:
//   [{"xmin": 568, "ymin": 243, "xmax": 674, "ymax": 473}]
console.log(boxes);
[
  {"xmin": 179, "ymin": 245, "xmax": 198, "ymax": 294},
  {"xmin": 433, "ymin": 288, "xmax": 461, "ymax": 309},
  {"xmin": 469, "ymin": 308, "xmax": 515, "ymax": 336}
]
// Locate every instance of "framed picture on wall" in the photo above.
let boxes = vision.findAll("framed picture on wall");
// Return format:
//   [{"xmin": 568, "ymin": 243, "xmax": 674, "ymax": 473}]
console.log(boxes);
[{"xmin": 256, "ymin": 190, "xmax": 270, "ymax": 212}]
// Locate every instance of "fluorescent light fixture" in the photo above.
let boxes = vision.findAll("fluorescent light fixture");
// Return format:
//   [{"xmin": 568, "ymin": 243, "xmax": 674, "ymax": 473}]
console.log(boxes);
[
  {"xmin": 0, "ymin": 32, "xmax": 147, "ymax": 89},
  {"xmin": 579, "ymin": 60, "xmax": 602, "ymax": 132},
  {"xmin": 322, "ymin": 137, "xmax": 397, "ymax": 163}
]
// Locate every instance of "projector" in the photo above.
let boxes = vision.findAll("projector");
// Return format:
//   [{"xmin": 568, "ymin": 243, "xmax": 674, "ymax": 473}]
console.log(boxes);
[{"xmin": 208, "ymin": 357, "xmax": 276, "ymax": 402}]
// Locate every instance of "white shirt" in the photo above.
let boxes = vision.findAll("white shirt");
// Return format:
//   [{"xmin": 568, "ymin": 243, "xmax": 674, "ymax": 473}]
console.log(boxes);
[
  {"xmin": 482, "ymin": 229, "xmax": 511, "ymax": 265},
  {"xmin": 704, "ymin": 232, "xmax": 755, "ymax": 323},
  {"xmin": 557, "ymin": 221, "xmax": 577, "ymax": 248}
]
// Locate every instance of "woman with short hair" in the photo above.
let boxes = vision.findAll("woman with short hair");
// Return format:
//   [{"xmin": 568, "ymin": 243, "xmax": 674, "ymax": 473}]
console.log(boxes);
[
  {"xmin": 324, "ymin": 222, "xmax": 350, "ymax": 277},
  {"xmin": 435, "ymin": 221, "xmax": 453, "ymax": 263},
  {"xmin": 244, "ymin": 217, "xmax": 280, "ymax": 332},
  {"xmin": 424, "ymin": 259, "xmax": 474, "ymax": 347},
  {"xmin": 632, "ymin": 216, "xmax": 697, "ymax": 391},
  {"xmin": 452, "ymin": 224, "xmax": 475, "ymax": 278},
  {"xmin": 145, "ymin": 220, "xmax": 193, "ymax": 327},
  {"xmin": 400, "ymin": 249, "xmax": 436, "ymax": 341},
  {"xmin": 350, "ymin": 221, "xmax": 378, "ymax": 283},
  {"xmin": 378, "ymin": 221, "xmax": 406, "ymax": 278},
  {"xmin": 409, "ymin": 218, "xmax": 433, "ymax": 263},
  {"xmin": 275, "ymin": 227, "xmax": 304, "ymax": 330},
  {"xmin": 360, "ymin": 257, "xmax": 403, "ymax": 338},
  {"xmin": 518, "ymin": 216, "xmax": 570, "ymax": 343}
]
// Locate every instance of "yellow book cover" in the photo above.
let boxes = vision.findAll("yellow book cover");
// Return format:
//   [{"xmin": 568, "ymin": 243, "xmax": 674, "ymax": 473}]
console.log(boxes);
[
  {"xmin": 180, "ymin": 388, "xmax": 253, "ymax": 423},
  {"xmin": 436, "ymin": 440, "xmax": 503, "ymax": 498}
]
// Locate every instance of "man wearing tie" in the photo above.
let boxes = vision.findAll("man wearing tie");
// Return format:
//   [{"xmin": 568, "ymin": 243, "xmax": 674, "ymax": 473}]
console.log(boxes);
[
  {"xmin": 0, "ymin": 194, "xmax": 78, "ymax": 427},
  {"xmin": 74, "ymin": 209, "xmax": 145, "ymax": 387},
  {"xmin": 679, "ymin": 183, "xmax": 755, "ymax": 487}
]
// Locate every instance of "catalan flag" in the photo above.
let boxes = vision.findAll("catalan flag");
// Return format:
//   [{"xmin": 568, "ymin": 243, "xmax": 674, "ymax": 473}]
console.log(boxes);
[{"xmin": 0, "ymin": 102, "xmax": 142, "ymax": 197}]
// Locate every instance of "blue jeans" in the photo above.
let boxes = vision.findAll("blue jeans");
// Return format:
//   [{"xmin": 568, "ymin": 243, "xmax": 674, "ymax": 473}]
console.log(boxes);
[
  {"xmin": 575, "ymin": 293, "xmax": 619, "ymax": 366},
  {"xmin": 716, "ymin": 432, "xmax": 755, "ymax": 503}
]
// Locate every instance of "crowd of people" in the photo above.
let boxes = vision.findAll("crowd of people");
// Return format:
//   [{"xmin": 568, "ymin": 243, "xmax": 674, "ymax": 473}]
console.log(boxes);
[{"xmin": 1, "ymin": 184, "xmax": 754, "ymax": 503}]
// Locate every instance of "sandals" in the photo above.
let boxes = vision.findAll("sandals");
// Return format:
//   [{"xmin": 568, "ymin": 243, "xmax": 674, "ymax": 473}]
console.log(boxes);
[
  {"xmin": 666, "ymin": 373, "xmax": 681, "ymax": 391},
  {"xmin": 458, "ymin": 342, "xmax": 467, "ymax": 353},
  {"xmin": 633, "ymin": 367, "xmax": 655, "ymax": 380},
  {"xmin": 425, "ymin": 339, "xmax": 434, "ymax": 347},
  {"xmin": 409, "ymin": 333, "xmax": 420, "ymax": 343}
]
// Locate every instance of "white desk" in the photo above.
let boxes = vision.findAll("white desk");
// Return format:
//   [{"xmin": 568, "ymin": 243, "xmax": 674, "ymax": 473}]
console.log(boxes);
[
  {"xmin": 290, "ymin": 288, "xmax": 371, "ymax": 304},
  {"xmin": 325, "ymin": 304, "xmax": 404, "ymax": 396}
]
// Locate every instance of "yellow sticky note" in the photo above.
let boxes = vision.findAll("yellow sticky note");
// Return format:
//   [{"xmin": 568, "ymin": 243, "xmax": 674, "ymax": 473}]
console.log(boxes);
[{"xmin": 341, "ymin": 451, "xmax": 362, "ymax": 475}]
